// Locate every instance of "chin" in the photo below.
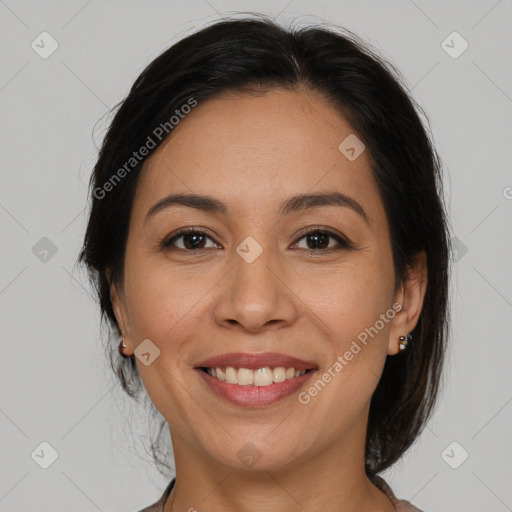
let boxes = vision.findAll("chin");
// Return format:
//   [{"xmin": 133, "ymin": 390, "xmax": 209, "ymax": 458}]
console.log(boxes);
[{"xmin": 204, "ymin": 437, "xmax": 306, "ymax": 473}]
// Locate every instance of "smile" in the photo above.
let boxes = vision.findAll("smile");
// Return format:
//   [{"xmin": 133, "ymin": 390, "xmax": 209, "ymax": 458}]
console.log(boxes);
[
  {"xmin": 195, "ymin": 366, "xmax": 316, "ymax": 407},
  {"xmin": 200, "ymin": 366, "xmax": 310, "ymax": 386}
]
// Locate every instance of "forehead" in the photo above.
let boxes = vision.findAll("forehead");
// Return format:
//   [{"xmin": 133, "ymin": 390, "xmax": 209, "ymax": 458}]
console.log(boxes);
[{"xmin": 133, "ymin": 88, "xmax": 381, "ymax": 221}]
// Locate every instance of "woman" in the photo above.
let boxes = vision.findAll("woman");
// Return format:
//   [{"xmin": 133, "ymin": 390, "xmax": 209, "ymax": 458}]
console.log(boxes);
[{"xmin": 79, "ymin": 14, "xmax": 450, "ymax": 512}]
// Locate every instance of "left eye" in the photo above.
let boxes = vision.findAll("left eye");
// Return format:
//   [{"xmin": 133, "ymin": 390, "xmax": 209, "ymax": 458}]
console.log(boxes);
[{"xmin": 292, "ymin": 229, "xmax": 351, "ymax": 251}]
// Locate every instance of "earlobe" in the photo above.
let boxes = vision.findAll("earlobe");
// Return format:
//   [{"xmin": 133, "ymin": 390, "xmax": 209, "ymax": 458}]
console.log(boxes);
[
  {"xmin": 109, "ymin": 279, "xmax": 132, "ymax": 355},
  {"xmin": 387, "ymin": 250, "xmax": 428, "ymax": 355}
]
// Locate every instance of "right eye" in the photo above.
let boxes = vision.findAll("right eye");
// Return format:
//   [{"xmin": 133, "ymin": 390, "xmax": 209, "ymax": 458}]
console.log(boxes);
[{"xmin": 161, "ymin": 228, "xmax": 220, "ymax": 251}]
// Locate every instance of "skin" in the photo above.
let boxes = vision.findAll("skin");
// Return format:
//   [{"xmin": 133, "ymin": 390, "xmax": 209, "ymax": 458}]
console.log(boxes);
[{"xmin": 110, "ymin": 86, "xmax": 427, "ymax": 512}]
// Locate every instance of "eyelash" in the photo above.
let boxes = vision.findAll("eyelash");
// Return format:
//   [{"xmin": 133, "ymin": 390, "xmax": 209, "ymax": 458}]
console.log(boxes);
[{"xmin": 160, "ymin": 226, "xmax": 354, "ymax": 254}]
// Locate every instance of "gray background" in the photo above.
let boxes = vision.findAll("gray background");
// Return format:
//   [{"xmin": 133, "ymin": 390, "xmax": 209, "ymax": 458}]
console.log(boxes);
[{"xmin": 1, "ymin": 0, "xmax": 511, "ymax": 510}]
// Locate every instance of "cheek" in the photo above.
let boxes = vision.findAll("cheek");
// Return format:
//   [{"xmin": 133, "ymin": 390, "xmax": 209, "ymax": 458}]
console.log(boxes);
[
  {"xmin": 301, "ymin": 252, "xmax": 394, "ymax": 340},
  {"xmin": 122, "ymin": 257, "xmax": 204, "ymax": 424},
  {"xmin": 123, "ymin": 253, "xmax": 208, "ymax": 342},
  {"xmin": 296, "ymin": 258, "xmax": 394, "ymax": 425}
]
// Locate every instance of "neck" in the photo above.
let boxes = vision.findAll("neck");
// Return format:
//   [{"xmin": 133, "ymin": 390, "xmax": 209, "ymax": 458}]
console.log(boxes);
[{"xmin": 163, "ymin": 425, "xmax": 395, "ymax": 512}]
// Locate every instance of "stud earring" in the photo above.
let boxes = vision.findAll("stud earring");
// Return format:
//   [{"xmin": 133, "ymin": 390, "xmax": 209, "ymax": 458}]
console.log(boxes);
[
  {"xmin": 118, "ymin": 336, "xmax": 128, "ymax": 356},
  {"xmin": 399, "ymin": 333, "xmax": 412, "ymax": 351}
]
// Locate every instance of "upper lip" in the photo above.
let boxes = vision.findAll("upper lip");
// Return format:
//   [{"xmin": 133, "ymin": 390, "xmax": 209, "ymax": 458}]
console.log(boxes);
[{"xmin": 194, "ymin": 352, "xmax": 318, "ymax": 371}]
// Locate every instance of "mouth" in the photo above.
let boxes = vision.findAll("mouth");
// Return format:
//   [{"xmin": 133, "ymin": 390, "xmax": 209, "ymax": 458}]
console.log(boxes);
[
  {"xmin": 197, "ymin": 366, "xmax": 314, "ymax": 385},
  {"xmin": 193, "ymin": 352, "xmax": 318, "ymax": 407}
]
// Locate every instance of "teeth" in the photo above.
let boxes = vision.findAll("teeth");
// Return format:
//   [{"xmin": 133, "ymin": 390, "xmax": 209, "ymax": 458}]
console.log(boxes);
[
  {"xmin": 237, "ymin": 367, "xmax": 253, "ymax": 385},
  {"xmin": 205, "ymin": 366, "xmax": 308, "ymax": 386},
  {"xmin": 254, "ymin": 367, "xmax": 273, "ymax": 386},
  {"xmin": 273, "ymin": 367, "xmax": 286, "ymax": 382},
  {"xmin": 225, "ymin": 366, "xmax": 238, "ymax": 384},
  {"xmin": 285, "ymin": 367, "xmax": 295, "ymax": 379}
]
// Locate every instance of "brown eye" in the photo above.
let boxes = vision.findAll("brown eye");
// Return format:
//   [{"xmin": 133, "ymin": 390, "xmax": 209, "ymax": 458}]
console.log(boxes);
[
  {"xmin": 292, "ymin": 228, "xmax": 352, "ymax": 252},
  {"xmin": 162, "ymin": 229, "xmax": 218, "ymax": 251}
]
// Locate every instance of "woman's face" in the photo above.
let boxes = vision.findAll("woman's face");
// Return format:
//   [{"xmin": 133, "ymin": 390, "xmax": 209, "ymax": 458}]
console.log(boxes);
[{"xmin": 112, "ymin": 87, "xmax": 416, "ymax": 471}]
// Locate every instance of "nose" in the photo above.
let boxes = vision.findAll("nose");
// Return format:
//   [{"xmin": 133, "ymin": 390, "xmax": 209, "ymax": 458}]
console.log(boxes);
[{"xmin": 213, "ymin": 241, "xmax": 299, "ymax": 334}]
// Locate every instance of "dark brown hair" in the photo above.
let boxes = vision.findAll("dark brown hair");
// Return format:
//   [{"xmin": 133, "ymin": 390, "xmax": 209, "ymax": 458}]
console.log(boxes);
[{"xmin": 78, "ymin": 14, "xmax": 451, "ymax": 481}]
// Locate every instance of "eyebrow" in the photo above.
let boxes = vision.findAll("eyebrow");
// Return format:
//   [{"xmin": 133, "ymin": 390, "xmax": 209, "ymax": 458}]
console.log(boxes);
[{"xmin": 145, "ymin": 191, "xmax": 370, "ymax": 226}]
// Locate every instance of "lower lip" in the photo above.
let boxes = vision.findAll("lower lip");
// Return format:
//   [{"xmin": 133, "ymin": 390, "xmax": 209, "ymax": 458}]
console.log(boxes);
[{"xmin": 195, "ymin": 368, "xmax": 316, "ymax": 407}]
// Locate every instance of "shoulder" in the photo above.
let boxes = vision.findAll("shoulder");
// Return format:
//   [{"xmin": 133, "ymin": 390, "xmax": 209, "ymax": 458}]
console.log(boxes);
[
  {"xmin": 137, "ymin": 478, "xmax": 175, "ymax": 512},
  {"xmin": 372, "ymin": 475, "xmax": 425, "ymax": 512}
]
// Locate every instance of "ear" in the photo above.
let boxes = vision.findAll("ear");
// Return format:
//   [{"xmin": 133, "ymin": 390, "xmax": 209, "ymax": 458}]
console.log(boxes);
[
  {"xmin": 387, "ymin": 250, "xmax": 428, "ymax": 355},
  {"xmin": 109, "ymin": 273, "xmax": 133, "ymax": 354}
]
